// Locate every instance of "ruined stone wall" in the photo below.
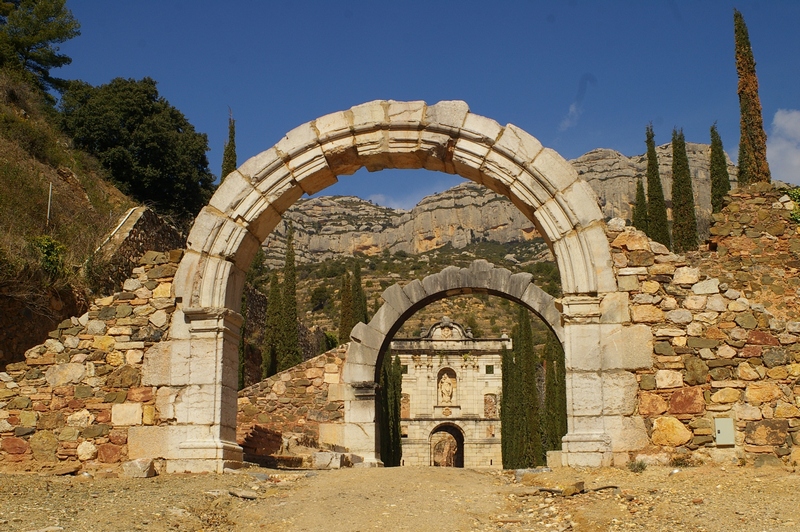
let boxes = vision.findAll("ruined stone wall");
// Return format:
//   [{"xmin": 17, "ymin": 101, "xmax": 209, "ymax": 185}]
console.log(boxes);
[
  {"xmin": 0, "ymin": 250, "xmax": 180, "ymax": 471},
  {"xmin": 609, "ymin": 183, "xmax": 800, "ymax": 466},
  {"xmin": 236, "ymin": 345, "xmax": 347, "ymax": 453},
  {"xmin": 89, "ymin": 207, "xmax": 184, "ymax": 295}
]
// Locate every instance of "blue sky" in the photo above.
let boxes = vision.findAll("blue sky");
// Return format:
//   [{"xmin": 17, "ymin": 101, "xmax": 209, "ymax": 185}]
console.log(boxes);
[{"xmin": 58, "ymin": 1, "xmax": 800, "ymax": 209}]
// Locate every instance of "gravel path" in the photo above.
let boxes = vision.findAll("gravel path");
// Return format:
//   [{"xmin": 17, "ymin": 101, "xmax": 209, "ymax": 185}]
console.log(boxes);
[{"xmin": 0, "ymin": 463, "xmax": 798, "ymax": 531}]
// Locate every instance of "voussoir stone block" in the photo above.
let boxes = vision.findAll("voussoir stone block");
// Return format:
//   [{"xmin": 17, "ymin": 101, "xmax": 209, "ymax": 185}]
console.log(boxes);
[{"xmin": 423, "ymin": 100, "xmax": 469, "ymax": 134}]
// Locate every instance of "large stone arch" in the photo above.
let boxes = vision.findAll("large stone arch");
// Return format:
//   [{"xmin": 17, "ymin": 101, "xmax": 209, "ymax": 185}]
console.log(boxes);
[{"xmin": 143, "ymin": 100, "xmax": 649, "ymax": 473}]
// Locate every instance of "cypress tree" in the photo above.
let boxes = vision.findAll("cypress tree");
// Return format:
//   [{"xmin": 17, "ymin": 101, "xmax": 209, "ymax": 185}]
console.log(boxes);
[
  {"xmin": 632, "ymin": 177, "xmax": 648, "ymax": 232},
  {"xmin": 262, "ymin": 272, "xmax": 281, "ymax": 378},
  {"xmin": 378, "ymin": 351, "xmax": 402, "ymax": 466},
  {"xmin": 734, "ymin": 9, "xmax": 771, "ymax": 185},
  {"xmin": 645, "ymin": 124, "xmax": 671, "ymax": 249},
  {"xmin": 517, "ymin": 306, "xmax": 543, "ymax": 466},
  {"xmin": 671, "ymin": 129, "xmax": 698, "ymax": 253},
  {"xmin": 338, "ymin": 271, "xmax": 353, "ymax": 345},
  {"xmin": 221, "ymin": 110, "xmax": 237, "ymax": 182},
  {"xmin": 277, "ymin": 224, "xmax": 301, "ymax": 371},
  {"xmin": 710, "ymin": 124, "xmax": 731, "ymax": 213},
  {"xmin": 500, "ymin": 344, "xmax": 519, "ymax": 468},
  {"xmin": 351, "ymin": 260, "xmax": 368, "ymax": 325},
  {"xmin": 542, "ymin": 330, "xmax": 566, "ymax": 453}
]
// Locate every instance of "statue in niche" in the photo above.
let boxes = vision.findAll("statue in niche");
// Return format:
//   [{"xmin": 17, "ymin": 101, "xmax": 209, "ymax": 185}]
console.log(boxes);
[{"xmin": 438, "ymin": 374, "xmax": 454, "ymax": 405}]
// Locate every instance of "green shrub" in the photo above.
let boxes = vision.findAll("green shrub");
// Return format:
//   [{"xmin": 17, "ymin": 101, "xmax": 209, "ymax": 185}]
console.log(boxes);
[
  {"xmin": 31, "ymin": 235, "xmax": 66, "ymax": 280},
  {"xmin": 627, "ymin": 459, "xmax": 647, "ymax": 473},
  {"xmin": 787, "ymin": 188, "xmax": 800, "ymax": 224}
]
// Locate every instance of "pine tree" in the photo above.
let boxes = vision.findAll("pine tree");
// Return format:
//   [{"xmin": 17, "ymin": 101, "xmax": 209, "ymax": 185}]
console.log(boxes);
[
  {"xmin": 710, "ymin": 124, "xmax": 731, "ymax": 213},
  {"xmin": 221, "ymin": 110, "xmax": 236, "ymax": 182},
  {"xmin": 262, "ymin": 272, "xmax": 281, "ymax": 378},
  {"xmin": 645, "ymin": 124, "xmax": 671, "ymax": 249},
  {"xmin": 542, "ymin": 330, "xmax": 566, "ymax": 453},
  {"xmin": 277, "ymin": 224, "xmax": 301, "ymax": 371},
  {"xmin": 734, "ymin": 9, "xmax": 771, "ymax": 185},
  {"xmin": 671, "ymin": 129, "xmax": 698, "ymax": 253},
  {"xmin": 632, "ymin": 178, "xmax": 648, "ymax": 232},
  {"xmin": 338, "ymin": 271, "xmax": 353, "ymax": 345},
  {"xmin": 351, "ymin": 260, "xmax": 368, "ymax": 325}
]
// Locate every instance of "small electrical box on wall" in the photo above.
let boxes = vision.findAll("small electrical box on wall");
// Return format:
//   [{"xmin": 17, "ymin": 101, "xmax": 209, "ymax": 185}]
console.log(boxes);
[{"xmin": 714, "ymin": 417, "xmax": 735, "ymax": 446}]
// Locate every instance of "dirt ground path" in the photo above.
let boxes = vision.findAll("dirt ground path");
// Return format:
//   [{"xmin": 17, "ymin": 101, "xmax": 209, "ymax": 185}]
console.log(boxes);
[{"xmin": 1, "ymin": 463, "xmax": 799, "ymax": 531}]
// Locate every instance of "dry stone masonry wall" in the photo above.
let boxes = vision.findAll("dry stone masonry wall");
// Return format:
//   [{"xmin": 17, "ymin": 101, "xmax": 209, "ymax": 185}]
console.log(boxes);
[
  {"xmin": 608, "ymin": 183, "xmax": 800, "ymax": 466},
  {"xmin": 236, "ymin": 345, "xmax": 347, "ymax": 465},
  {"xmin": 0, "ymin": 250, "xmax": 181, "ymax": 471}
]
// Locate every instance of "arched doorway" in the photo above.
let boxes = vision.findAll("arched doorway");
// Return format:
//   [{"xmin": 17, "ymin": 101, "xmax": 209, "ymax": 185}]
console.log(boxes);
[
  {"xmin": 137, "ymin": 100, "xmax": 652, "ymax": 473},
  {"xmin": 430, "ymin": 424, "xmax": 464, "ymax": 468}
]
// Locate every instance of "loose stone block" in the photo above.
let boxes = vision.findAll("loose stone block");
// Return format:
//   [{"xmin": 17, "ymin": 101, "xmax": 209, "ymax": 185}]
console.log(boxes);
[{"xmin": 122, "ymin": 458, "xmax": 157, "ymax": 478}]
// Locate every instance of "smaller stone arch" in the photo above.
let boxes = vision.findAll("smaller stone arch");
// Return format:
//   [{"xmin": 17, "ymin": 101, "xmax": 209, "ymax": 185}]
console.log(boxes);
[
  {"xmin": 342, "ymin": 259, "xmax": 563, "ymax": 385},
  {"xmin": 334, "ymin": 259, "xmax": 562, "ymax": 464}
]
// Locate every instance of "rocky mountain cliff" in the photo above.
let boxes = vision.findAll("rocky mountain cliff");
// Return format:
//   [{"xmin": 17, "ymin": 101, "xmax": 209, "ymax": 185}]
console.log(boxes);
[{"xmin": 263, "ymin": 143, "xmax": 737, "ymax": 265}]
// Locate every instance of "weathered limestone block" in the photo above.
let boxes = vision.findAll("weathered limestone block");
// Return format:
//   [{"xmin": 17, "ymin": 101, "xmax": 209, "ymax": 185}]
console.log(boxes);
[
  {"xmin": 599, "ymin": 292, "xmax": 629, "ymax": 323},
  {"xmin": 692, "ymin": 279, "xmax": 720, "ymax": 295},
  {"xmin": 655, "ymin": 370, "xmax": 683, "ymax": 389},
  {"xmin": 122, "ymin": 458, "xmax": 157, "ymax": 478},
  {"xmin": 605, "ymin": 416, "xmax": 649, "ymax": 452},
  {"xmin": 45, "ymin": 363, "xmax": 86, "ymax": 387},
  {"xmin": 601, "ymin": 371, "xmax": 638, "ymax": 415},
  {"xmin": 651, "ymin": 416, "xmax": 692, "ymax": 446},
  {"xmin": 733, "ymin": 403, "xmax": 762, "ymax": 421},
  {"xmin": 112, "ymin": 403, "xmax": 143, "ymax": 426},
  {"xmin": 666, "ymin": 309, "xmax": 693, "ymax": 325},
  {"xmin": 77, "ymin": 440, "xmax": 98, "ymax": 461},
  {"xmin": 673, "ymin": 267, "xmax": 700, "ymax": 285},
  {"xmin": 601, "ymin": 324, "xmax": 653, "ymax": 370}
]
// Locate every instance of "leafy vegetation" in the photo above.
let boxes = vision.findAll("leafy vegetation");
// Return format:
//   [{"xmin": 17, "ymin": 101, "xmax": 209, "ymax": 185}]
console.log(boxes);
[
  {"xmin": 0, "ymin": 0, "xmax": 80, "ymax": 94},
  {"xmin": 59, "ymin": 77, "xmax": 215, "ymax": 226}
]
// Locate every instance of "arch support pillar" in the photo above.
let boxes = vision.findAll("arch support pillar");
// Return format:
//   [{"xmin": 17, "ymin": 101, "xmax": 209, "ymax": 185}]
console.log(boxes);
[{"xmin": 130, "ymin": 307, "xmax": 243, "ymax": 473}]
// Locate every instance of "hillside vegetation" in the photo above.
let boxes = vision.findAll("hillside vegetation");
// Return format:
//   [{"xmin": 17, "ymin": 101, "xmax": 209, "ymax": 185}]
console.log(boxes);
[{"xmin": 0, "ymin": 71, "xmax": 133, "ymax": 303}]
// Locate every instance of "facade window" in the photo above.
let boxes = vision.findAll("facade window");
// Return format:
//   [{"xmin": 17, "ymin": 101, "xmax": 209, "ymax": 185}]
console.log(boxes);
[
  {"xmin": 485, "ymin": 365, "xmax": 494, "ymax": 374},
  {"xmin": 401, "ymin": 364, "xmax": 409, "ymax": 374}
]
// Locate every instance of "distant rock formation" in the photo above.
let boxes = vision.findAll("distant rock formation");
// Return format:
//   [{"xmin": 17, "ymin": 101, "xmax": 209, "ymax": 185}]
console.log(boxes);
[{"xmin": 263, "ymin": 143, "xmax": 737, "ymax": 265}]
